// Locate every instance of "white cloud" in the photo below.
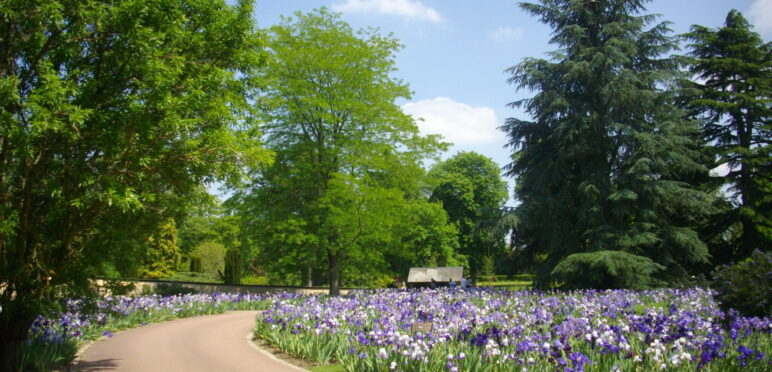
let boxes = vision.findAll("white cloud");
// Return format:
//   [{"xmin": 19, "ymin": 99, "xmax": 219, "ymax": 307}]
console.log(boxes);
[
  {"xmin": 402, "ymin": 97, "xmax": 499, "ymax": 146},
  {"xmin": 332, "ymin": 0, "xmax": 444, "ymax": 23},
  {"xmin": 488, "ymin": 26, "xmax": 524, "ymax": 41},
  {"xmin": 748, "ymin": 0, "xmax": 772, "ymax": 35}
]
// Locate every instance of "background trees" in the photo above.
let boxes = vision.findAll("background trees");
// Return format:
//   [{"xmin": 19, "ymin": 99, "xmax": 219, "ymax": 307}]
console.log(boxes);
[
  {"xmin": 231, "ymin": 9, "xmax": 445, "ymax": 295},
  {"xmin": 682, "ymin": 10, "xmax": 771, "ymax": 263},
  {"xmin": 501, "ymin": 0, "xmax": 714, "ymax": 288},
  {"xmin": 428, "ymin": 152, "xmax": 508, "ymax": 279},
  {"xmin": 0, "ymin": 0, "xmax": 269, "ymax": 369}
]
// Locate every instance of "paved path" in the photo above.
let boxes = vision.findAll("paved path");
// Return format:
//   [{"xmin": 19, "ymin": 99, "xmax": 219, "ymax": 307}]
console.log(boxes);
[{"xmin": 77, "ymin": 311, "xmax": 307, "ymax": 372}]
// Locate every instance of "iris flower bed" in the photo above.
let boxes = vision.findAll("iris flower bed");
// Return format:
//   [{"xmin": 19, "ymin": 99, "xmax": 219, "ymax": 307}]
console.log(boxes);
[
  {"xmin": 254, "ymin": 288, "xmax": 771, "ymax": 371},
  {"xmin": 20, "ymin": 292, "xmax": 287, "ymax": 370}
]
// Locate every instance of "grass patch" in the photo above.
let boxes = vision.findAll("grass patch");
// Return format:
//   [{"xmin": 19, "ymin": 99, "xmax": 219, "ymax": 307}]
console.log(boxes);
[
  {"xmin": 309, "ymin": 364, "xmax": 347, "ymax": 372},
  {"xmin": 241, "ymin": 275, "xmax": 269, "ymax": 285},
  {"xmin": 476, "ymin": 274, "xmax": 533, "ymax": 289}
]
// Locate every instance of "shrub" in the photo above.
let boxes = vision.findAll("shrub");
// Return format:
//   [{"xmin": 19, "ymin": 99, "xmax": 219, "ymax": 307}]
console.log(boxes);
[
  {"xmin": 164, "ymin": 271, "xmax": 222, "ymax": 283},
  {"xmin": 223, "ymin": 248, "xmax": 241, "ymax": 285},
  {"xmin": 139, "ymin": 218, "xmax": 182, "ymax": 279},
  {"xmin": 711, "ymin": 249, "xmax": 771, "ymax": 317},
  {"xmin": 154, "ymin": 283, "xmax": 199, "ymax": 296},
  {"xmin": 551, "ymin": 250, "xmax": 665, "ymax": 289},
  {"xmin": 189, "ymin": 256, "xmax": 202, "ymax": 273}
]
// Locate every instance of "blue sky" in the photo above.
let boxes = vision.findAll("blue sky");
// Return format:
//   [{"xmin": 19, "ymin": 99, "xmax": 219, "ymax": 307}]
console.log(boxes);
[{"xmin": 250, "ymin": 0, "xmax": 771, "ymax": 205}]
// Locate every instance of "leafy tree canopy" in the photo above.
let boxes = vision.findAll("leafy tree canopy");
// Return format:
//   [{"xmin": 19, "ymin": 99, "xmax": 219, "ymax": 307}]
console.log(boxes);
[
  {"xmin": 0, "ymin": 0, "xmax": 269, "ymax": 369},
  {"xmin": 428, "ymin": 151, "xmax": 508, "ymax": 277},
  {"xmin": 231, "ymin": 8, "xmax": 445, "ymax": 294}
]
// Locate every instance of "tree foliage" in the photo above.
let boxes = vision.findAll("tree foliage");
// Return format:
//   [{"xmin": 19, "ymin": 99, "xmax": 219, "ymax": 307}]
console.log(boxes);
[
  {"xmin": 682, "ymin": 10, "xmax": 771, "ymax": 260},
  {"xmin": 428, "ymin": 152, "xmax": 508, "ymax": 278},
  {"xmin": 231, "ymin": 9, "xmax": 445, "ymax": 294},
  {"xmin": 711, "ymin": 249, "xmax": 771, "ymax": 317},
  {"xmin": 0, "ymin": 0, "xmax": 268, "ymax": 369},
  {"xmin": 384, "ymin": 199, "xmax": 464, "ymax": 279},
  {"xmin": 501, "ymin": 0, "xmax": 714, "ymax": 288},
  {"xmin": 552, "ymin": 250, "xmax": 666, "ymax": 289},
  {"xmin": 191, "ymin": 241, "xmax": 227, "ymax": 277},
  {"xmin": 222, "ymin": 248, "xmax": 242, "ymax": 285},
  {"xmin": 189, "ymin": 256, "xmax": 203, "ymax": 273},
  {"xmin": 139, "ymin": 218, "xmax": 182, "ymax": 280}
]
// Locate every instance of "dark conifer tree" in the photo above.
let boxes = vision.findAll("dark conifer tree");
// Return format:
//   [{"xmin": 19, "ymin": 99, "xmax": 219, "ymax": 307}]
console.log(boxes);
[
  {"xmin": 682, "ymin": 10, "xmax": 771, "ymax": 262},
  {"xmin": 501, "ymin": 0, "xmax": 713, "ymax": 288}
]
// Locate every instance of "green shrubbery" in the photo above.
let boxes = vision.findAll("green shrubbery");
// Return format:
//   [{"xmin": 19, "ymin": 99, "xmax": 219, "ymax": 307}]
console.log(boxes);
[
  {"xmin": 191, "ymin": 241, "xmax": 226, "ymax": 275},
  {"xmin": 153, "ymin": 283, "xmax": 199, "ymax": 296},
  {"xmin": 140, "ymin": 218, "xmax": 182, "ymax": 279},
  {"xmin": 711, "ymin": 249, "xmax": 771, "ymax": 317},
  {"xmin": 222, "ymin": 248, "xmax": 242, "ymax": 284},
  {"xmin": 189, "ymin": 256, "xmax": 202, "ymax": 273},
  {"xmin": 551, "ymin": 251, "xmax": 665, "ymax": 289}
]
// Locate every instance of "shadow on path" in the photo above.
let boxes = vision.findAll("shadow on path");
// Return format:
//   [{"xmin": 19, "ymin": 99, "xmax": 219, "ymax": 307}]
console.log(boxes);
[{"xmin": 77, "ymin": 358, "xmax": 119, "ymax": 371}]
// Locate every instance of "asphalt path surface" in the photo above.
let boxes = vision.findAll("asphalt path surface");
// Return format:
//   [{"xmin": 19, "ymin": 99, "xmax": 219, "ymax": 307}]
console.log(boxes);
[{"xmin": 77, "ymin": 311, "xmax": 307, "ymax": 372}]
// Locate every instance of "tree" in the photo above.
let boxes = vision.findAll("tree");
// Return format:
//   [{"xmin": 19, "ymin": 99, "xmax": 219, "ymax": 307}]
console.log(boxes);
[
  {"xmin": 0, "ymin": 0, "xmax": 269, "ymax": 369},
  {"xmin": 682, "ymin": 10, "xmax": 771, "ymax": 261},
  {"xmin": 233, "ymin": 9, "xmax": 443, "ymax": 295},
  {"xmin": 191, "ymin": 242, "xmax": 227, "ymax": 276},
  {"xmin": 178, "ymin": 209, "xmax": 247, "ymax": 271},
  {"xmin": 222, "ymin": 247, "xmax": 242, "ymax": 284},
  {"xmin": 428, "ymin": 152, "xmax": 508, "ymax": 278},
  {"xmin": 179, "ymin": 216, "xmax": 223, "ymax": 257},
  {"xmin": 189, "ymin": 256, "xmax": 203, "ymax": 273},
  {"xmin": 139, "ymin": 218, "xmax": 181, "ymax": 279},
  {"xmin": 384, "ymin": 199, "xmax": 463, "ymax": 279},
  {"xmin": 500, "ymin": 0, "xmax": 713, "ymax": 288}
]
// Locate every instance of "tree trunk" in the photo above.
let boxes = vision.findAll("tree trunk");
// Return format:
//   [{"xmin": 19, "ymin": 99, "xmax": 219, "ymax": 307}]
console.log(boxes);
[
  {"xmin": 328, "ymin": 251, "xmax": 340, "ymax": 296},
  {"xmin": 0, "ymin": 300, "xmax": 36, "ymax": 372},
  {"xmin": 306, "ymin": 263, "xmax": 313, "ymax": 287},
  {"xmin": 737, "ymin": 116, "xmax": 756, "ymax": 257},
  {"xmin": 0, "ymin": 339, "xmax": 21, "ymax": 372}
]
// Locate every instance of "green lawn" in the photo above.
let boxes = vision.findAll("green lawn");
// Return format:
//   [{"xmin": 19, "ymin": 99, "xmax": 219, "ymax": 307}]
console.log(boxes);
[
  {"xmin": 309, "ymin": 364, "xmax": 346, "ymax": 372},
  {"xmin": 476, "ymin": 274, "xmax": 533, "ymax": 289}
]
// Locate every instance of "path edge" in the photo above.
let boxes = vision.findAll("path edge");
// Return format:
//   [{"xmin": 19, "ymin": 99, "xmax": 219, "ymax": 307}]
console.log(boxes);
[{"xmin": 246, "ymin": 332, "xmax": 310, "ymax": 372}]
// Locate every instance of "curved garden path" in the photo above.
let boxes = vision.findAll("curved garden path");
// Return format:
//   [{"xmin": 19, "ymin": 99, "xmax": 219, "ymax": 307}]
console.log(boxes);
[{"xmin": 76, "ymin": 311, "xmax": 307, "ymax": 372}]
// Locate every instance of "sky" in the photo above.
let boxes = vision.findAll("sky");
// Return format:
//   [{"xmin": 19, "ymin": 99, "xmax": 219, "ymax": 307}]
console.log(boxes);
[{"xmin": 249, "ymin": 0, "xmax": 771, "ymax": 206}]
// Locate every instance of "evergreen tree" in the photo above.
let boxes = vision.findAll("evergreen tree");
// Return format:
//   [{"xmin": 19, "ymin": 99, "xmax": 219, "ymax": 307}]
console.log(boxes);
[
  {"xmin": 140, "ymin": 218, "xmax": 182, "ymax": 279},
  {"xmin": 223, "ymin": 248, "xmax": 241, "ymax": 284},
  {"xmin": 501, "ymin": 0, "xmax": 713, "ymax": 288},
  {"xmin": 682, "ymin": 10, "xmax": 771, "ymax": 261}
]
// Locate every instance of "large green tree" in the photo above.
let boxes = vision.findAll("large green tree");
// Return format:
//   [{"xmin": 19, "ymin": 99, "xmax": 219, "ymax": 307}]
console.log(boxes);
[
  {"xmin": 501, "ymin": 0, "xmax": 713, "ymax": 288},
  {"xmin": 233, "ymin": 9, "xmax": 443, "ymax": 295},
  {"xmin": 0, "ymin": 0, "xmax": 268, "ymax": 369},
  {"xmin": 682, "ymin": 10, "xmax": 771, "ymax": 262},
  {"xmin": 428, "ymin": 152, "xmax": 508, "ymax": 279}
]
